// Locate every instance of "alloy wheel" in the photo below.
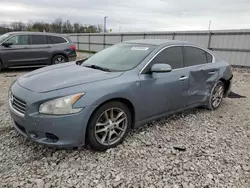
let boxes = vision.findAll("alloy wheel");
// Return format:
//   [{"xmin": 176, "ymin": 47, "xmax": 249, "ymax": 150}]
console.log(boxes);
[
  {"xmin": 94, "ymin": 108, "xmax": 128, "ymax": 146},
  {"xmin": 54, "ymin": 57, "xmax": 66, "ymax": 64},
  {"xmin": 212, "ymin": 84, "xmax": 224, "ymax": 108}
]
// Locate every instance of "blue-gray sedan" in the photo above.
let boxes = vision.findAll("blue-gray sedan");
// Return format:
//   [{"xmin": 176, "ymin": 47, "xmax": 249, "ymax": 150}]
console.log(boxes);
[{"xmin": 9, "ymin": 39, "xmax": 233, "ymax": 150}]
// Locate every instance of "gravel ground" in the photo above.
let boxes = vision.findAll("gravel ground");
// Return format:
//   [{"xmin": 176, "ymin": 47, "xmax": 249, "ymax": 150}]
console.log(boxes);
[
  {"xmin": 77, "ymin": 52, "xmax": 94, "ymax": 59},
  {"xmin": 0, "ymin": 66, "xmax": 249, "ymax": 188}
]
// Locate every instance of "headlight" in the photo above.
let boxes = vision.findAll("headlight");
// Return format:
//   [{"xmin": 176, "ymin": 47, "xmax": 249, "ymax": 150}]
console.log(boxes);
[{"xmin": 39, "ymin": 93, "xmax": 85, "ymax": 115}]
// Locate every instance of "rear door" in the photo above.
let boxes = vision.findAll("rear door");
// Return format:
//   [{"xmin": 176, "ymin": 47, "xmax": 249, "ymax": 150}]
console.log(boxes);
[
  {"xmin": 29, "ymin": 35, "xmax": 51, "ymax": 65},
  {"xmin": 184, "ymin": 46, "xmax": 218, "ymax": 105},
  {"xmin": 0, "ymin": 34, "xmax": 31, "ymax": 67},
  {"xmin": 139, "ymin": 46, "xmax": 190, "ymax": 120},
  {"xmin": 48, "ymin": 35, "xmax": 72, "ymax": 60}
]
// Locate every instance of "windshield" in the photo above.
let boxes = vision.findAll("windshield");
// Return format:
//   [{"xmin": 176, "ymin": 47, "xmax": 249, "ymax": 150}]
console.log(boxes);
[
  {"xmin": 82, "ymin": 43, "xmax": 156, "ymax": 71},
  {"xmin": 0, "ymin": 34, "xmax": 10, "ymax": 43}
]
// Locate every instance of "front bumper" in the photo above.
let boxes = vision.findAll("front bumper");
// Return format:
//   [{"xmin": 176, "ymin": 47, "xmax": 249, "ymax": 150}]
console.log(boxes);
[{"xmin": 9, "ymin": 83, "xmax": 97, "ymax": 148}]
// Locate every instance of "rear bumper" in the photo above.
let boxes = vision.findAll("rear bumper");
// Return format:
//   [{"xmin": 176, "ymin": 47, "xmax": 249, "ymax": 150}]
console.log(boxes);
[
  {"xmin": 225, "ymin": 75, "xmax": 233, "ymax": 97},
  {"xmin": 68, "ymin": 53, "xmax": 77, "ymax": 62},
  {"xmin": 68, "ymin": 56, "xmax": 77, "ymax": 62}
]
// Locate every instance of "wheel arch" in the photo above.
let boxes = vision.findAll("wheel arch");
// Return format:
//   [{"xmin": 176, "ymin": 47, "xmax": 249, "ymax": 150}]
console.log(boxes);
[
  {"xmin": 219, "ymin": 77, "xmax": 232, "ymax": 97},
  {"xmin": 86, "ymin": 97, "xmax": 136, "ymax": 139}
]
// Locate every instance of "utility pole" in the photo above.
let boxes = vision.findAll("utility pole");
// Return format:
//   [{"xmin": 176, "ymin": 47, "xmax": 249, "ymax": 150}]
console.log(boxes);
[
  {"xmin": 119, "ymin": 25, "xmax": 122, "ymax": 33},
  {"xmin": 208, "ymin": 20, "xmax": 211, "ymax": 31},
  {"xmin": 104, "ymin": 16, "xmax": 108, "ymax": 33}
]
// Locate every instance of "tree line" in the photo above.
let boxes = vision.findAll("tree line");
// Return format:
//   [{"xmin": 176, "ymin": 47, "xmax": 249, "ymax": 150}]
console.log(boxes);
[{"xmin": 0, "ymin": 18, "xmax": 103, "ymax": 34}]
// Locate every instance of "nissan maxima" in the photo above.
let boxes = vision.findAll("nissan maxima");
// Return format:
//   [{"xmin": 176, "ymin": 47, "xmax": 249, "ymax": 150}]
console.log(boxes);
[{"xmin": 8, "ymin": 39, "xmax": 233, "ymax": 151}]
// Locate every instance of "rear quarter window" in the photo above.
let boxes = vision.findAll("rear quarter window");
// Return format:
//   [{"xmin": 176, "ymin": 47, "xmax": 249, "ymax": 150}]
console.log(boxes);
[
  {"xmin": 206, "ymin": 52, "xmax": 213, "ymax": 63},
  {"xmin": 48, "ymin": 36, "xmax": 67, "ymax": 44}
]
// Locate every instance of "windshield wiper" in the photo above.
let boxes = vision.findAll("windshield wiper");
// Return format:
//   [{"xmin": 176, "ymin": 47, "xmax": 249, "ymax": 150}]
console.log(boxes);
[{"xmin": 83, "ymin": 65, "xmax": 111, "ymax": 72}]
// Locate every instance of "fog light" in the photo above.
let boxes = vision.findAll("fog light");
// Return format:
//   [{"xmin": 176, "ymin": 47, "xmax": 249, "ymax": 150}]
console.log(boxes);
[
  {"xmin": 46, "ymin": 133, "xmax": 59, "ymax": 143},
  {"xmin": 30, "ymin": 132, "xmax": 38, "ymax": 138}
]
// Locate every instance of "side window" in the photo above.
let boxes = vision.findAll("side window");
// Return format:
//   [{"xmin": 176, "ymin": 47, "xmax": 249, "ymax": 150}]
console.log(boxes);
[
  {"xmin": 31, "ymin": 35, "xmax": 48, "ymax": 45},
  {"xmin": 150, "ymin": 46, "xmax": 184, "ymax": 70},
  {"xmin": 206, "ymin": 53, "xmax": 213, "ymax": 63},
  {"xmin": 6, "ymin": 35, "xmax": 30, "ymax": 45},
  {"xmin": 48, "ymin": 36, "xmax": 67, "ymax": 44},
  {"xmin": 185, "ymin": 46, "xmax": 212, "ymax": 66}
]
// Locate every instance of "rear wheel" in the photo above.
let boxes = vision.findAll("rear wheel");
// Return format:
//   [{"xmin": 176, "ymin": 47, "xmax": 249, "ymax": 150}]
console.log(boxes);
[
  {"xmin": 86, "ymin": 101, "xmax": 131, "ymax": 151},
  {"xmin": 52, "ymin": 55, "xmax": 68, "ymax": 65},
  {"xmin": 206, "ymin": 81, "xmax": 225, "ymax": 110}
]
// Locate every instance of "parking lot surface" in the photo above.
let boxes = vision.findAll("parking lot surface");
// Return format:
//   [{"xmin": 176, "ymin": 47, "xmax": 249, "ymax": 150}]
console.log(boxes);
[{"xmin": 0, "ymin": 67, "xmax": 249, "ymax": 188}]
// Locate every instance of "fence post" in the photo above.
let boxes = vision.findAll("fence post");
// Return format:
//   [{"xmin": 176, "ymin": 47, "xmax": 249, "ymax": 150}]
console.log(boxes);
[
  {"xmin": 77, "ymin": 34, "xmax": 79, "ymax": 50},
  {"xmin": 88, "ymin": 34, "xmax": 91, "ymax": 51},
  {"xmin": 207, "ymin": 32, "xmax": 212, "ymax": 49},
  {"xmin": 103, "ymin": 34, "xmax": 106, "ymax": 49},
  {"xmin": 121, "ymin": 33, "xmax": 123, "ymax": 42},
  {"xmin": 172, "ymin": 32, "xmax": 176, "ymax": 40}
]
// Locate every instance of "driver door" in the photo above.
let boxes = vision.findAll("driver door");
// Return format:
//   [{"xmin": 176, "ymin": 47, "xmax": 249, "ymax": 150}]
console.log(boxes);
[
  {"xmin": 1, "ymin": 34, "xmax": 31, "ymax": 67},
  {"xmin": 138, "ymin": 46, "xmax": 190, "ymax": 120}
]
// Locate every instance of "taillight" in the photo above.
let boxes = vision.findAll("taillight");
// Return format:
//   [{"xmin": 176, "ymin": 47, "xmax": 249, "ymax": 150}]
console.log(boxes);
[{"xmin": 70, "ymin": 45, "xmax": 76, "ymax": 51}]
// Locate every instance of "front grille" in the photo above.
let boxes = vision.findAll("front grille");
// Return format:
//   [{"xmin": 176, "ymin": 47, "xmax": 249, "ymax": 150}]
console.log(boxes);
[{"xmin": 11, "ymin": 95, "xmax": 26, "ymax": 115}]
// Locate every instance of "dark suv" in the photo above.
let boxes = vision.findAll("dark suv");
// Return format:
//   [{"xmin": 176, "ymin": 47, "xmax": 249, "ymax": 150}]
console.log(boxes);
[{"xmin": 0, "ymin": 32, "xmax": 77, "ymax": 71}]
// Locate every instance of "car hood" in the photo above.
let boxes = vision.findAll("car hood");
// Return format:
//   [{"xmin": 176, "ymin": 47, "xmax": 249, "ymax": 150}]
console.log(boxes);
[{"xmin": 17, "ymin": 62, "xmax": 123, "ymax": 93}]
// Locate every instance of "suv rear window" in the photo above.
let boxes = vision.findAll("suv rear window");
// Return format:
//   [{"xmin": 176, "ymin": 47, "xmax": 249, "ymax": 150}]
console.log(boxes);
[
  {"xmin": 48, "ymin": 36, "xmax": 67, "ymax": 44},
  {"xmin": 31, "ymin": 35, "xmax": 47, "ymax": 45}
]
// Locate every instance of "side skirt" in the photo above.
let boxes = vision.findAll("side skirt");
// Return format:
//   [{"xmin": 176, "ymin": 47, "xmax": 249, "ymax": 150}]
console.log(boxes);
[{"xmin": 134, "ymin": 103, "xmax": 203, "ymax": 128}]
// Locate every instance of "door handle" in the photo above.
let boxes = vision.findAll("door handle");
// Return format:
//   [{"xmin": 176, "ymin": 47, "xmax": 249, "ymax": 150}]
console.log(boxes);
[
  {"xmin": 208, "ymin": 71, "xmax": 216, "ymax": 75},
  {"xmin": 179, "ymin": 76, "xmax": 188, "ymax": 81}
]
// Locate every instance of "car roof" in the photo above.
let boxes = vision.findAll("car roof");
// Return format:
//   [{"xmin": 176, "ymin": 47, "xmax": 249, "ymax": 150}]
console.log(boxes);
[
  {"xmin": 6, "ymin": 31, "xmax": 66, "ymax": 36},
  {"xmin": 123, "ymin": 39, "xmax": 194, "ymax": 46}
]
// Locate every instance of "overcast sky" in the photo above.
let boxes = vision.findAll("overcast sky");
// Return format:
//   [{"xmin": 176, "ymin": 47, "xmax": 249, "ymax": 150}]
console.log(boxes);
[{"xmin": 1, "ymin": 0, "xmax": 250, "ymax": 32}]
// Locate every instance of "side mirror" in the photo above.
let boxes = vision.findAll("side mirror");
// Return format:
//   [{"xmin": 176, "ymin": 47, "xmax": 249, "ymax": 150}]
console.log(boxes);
[
  {"xmin": 151, "ymin": 63, "xmax": 172, "ymax": 73},
  {"xmin": 76, "ymin": 58, "xmax": 88, "ymax": 65},
  {"xmin": 2, "ymin": 42, "xmax": 13, "ymax": 47}
]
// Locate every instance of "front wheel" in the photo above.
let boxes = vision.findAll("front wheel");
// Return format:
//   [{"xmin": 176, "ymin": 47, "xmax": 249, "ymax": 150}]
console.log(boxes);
[
  {"xmin": 52, "ymin": 55, "xmax": 68, "ymax": 65},
  {"xmin": 206, "ymin": 81, "xmax": 225, "ymax": 110},
  {"xmin": 86, "ymin": 101, "xmax": 132, "ymax": 151}
]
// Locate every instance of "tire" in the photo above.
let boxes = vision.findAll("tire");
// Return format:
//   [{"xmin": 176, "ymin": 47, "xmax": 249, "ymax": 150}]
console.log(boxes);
[
  {"xmin": 206, "ymin": 81, "xmax": 225, "ymax": 110},
  {"xmin": 86, "ymin": 101, "xmax": 132, "ymax": 151},
  {"xmin": 51, "ymin": 55, "xmax": 68, "ymax": 65}
]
